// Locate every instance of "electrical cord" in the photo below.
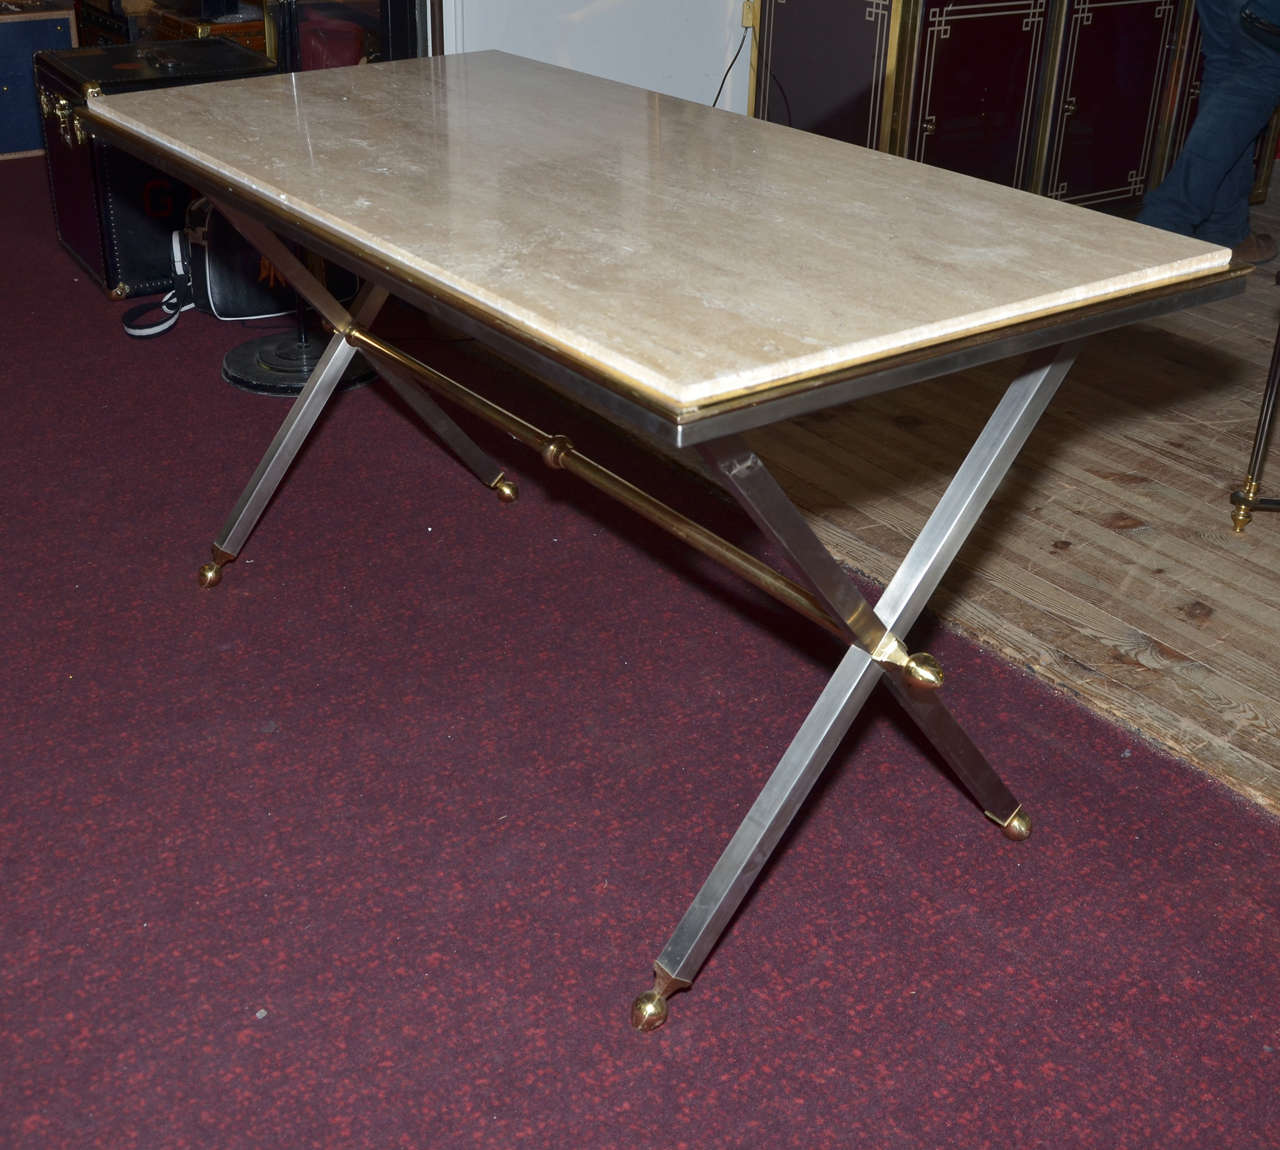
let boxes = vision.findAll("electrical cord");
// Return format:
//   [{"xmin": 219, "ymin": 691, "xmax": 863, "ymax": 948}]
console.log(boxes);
[
  {"xmin": 713, "ymin": 26, "xmax": 750, "ymax": 108},
  {"xmin": 770, "ymin": 71, "xmax": 792, "ymax": 126}
]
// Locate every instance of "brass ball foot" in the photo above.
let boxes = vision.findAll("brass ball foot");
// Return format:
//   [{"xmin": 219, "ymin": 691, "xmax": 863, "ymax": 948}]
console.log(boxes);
[
  {"xmin": 1230, "ymin": 504, "xmax": 1252, "ymax": 533},
  {"xmin": 493, "ymin": 478, "xmax": 519, "ymax": 503},
  {"xmin": 629, "ymin": 990, "xmax": 669, "ymax": 1032},
  {"xmin": 905, "ymin": 652, "xmax": 944, "ymax": 688},
  {"xmin": 198, "ymin": 561, "xmax": 224, "ymax": 589},
  {"xmin": 1001, "ymin": 808, "xmax": 1032, "ymax": 841}
]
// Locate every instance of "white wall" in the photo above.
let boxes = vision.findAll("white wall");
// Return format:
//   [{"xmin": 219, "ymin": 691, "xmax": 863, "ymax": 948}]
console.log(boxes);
[{"xmin": 438, "ymin": 0, "xmax": 752, "ymax": 115}]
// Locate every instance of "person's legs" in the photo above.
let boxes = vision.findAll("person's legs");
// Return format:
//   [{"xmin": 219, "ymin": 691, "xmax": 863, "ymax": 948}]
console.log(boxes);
[{"xmin": 1138, "ymin": 0, "xmax": 1280, "ymax": 246}]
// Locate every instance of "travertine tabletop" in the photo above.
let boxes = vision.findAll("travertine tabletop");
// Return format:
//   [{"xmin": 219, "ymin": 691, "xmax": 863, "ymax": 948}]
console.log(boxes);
[{"xmin": 84, "ymin": 51, "xmax": 1230, "ymax": 412}]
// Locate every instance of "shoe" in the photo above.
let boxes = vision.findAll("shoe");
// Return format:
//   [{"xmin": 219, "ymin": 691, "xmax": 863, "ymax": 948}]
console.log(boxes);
[{"xmin": 1231, "ymin": 232, "xmax": 1278, "ymax": 264}]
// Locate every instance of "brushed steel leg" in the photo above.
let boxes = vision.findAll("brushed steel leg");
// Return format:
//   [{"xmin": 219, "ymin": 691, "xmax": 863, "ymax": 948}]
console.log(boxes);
[
  {"xmin": 633, "ymin": 344, "xmax": 1077, "ymax": 1029},
  {"xmin": 198, "ymin": 283, "xmax": 389, "ymax": 587},
  {"xmin": 199, "ymin": 198, "xmax": 518, "ymax": 586},
  {"xmin": 377, "ymin": 363, "xmax": 518, "ymax": 501}
]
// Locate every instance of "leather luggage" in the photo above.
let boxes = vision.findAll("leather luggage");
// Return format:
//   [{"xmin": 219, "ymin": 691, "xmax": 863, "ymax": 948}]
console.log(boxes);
[
  {"xmin": 71, "ymin": 1, "xmax": 145, "ymax": 47},
  {"xmin": 151, "ymin": 5, "xmax": 269, "ymax": 55},
  {"xmin": 36, "ymin": 38, "xmax": 275, "ymax": 298}
]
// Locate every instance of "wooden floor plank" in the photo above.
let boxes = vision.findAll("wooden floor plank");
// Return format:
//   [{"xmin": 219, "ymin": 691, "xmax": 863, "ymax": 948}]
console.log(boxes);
[{"xmin": 751, "ymin": 211, "xmax": 1280, "ymax": 817}]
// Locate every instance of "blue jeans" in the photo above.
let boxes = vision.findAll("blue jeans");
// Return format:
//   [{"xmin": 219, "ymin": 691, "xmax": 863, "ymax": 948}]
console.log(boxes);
[{"xmin": 1138, "ymin": 0, "xmax": 1280, "ymax": 246}]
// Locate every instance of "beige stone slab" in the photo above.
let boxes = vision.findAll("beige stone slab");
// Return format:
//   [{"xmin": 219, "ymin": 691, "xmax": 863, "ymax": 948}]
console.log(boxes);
[{"xmin": 84, "ymin": 51, "xmax": 1230, "ymax": 413}]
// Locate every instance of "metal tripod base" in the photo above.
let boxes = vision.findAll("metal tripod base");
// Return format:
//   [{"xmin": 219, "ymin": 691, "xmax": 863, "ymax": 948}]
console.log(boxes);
[{"xmin": 222, "ymin": 329, "xmax": 376, "ymax": 396}]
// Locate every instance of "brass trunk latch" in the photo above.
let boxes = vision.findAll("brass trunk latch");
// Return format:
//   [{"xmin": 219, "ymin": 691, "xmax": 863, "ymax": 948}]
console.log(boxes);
[{"xmin": 39, "ymin": 90, "xmax": 86, "ymax": 148}]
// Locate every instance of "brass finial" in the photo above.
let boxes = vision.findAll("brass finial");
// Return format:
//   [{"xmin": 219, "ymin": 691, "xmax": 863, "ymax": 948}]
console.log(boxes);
[
  {"xmin": 904, "ymin": 652, "xmax": 944, "ymax": 688},
  {"xmin": 1230, "ymin": 478, "xmax": 1259, "ymax": 532},
  {"xmin": 1001, "ymin": 807, "xmax": 1033, "ymax": 841},
  {"xmin": 629, "ymin": 990, "xmax": 669, "ymax": 1032},
  {"xmin": 198, "ymin": 546, "xmax": 235, "ymax": 589},
  {"xmin": 491, "ymin": 475, "xmax": 519, "ymax": 503}
]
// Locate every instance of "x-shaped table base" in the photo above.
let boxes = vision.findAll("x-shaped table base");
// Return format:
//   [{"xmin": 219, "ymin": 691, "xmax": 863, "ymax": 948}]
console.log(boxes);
[
  {"xmin": 199, "ymin": 201, "xmax": 1076, "ymax": 1031},
  {"xmin": 633, "ymin": 346, "xmax": 1074, "ymax": 1027}
]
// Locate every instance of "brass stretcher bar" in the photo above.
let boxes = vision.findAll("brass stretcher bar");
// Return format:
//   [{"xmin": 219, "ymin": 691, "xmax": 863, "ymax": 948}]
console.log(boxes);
[{"xmin": 344, "ymin": 320, "xmax": 944, "ymax": 692}]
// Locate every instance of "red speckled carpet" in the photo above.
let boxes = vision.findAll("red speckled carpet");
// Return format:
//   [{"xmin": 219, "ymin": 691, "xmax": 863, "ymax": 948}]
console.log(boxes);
[{"xmin": 2, "ymin": 156, "xmax": 1277, "ymax": 1149}]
